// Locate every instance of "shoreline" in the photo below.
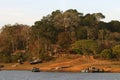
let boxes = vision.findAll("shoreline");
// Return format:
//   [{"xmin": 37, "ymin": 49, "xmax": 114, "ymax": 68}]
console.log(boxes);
[
  {"xmin": 1, "ymin": 69, "xmax": 120, "ymax": 73},
  {"xmin": 1, "ymin": 65, "xmax": 120, "ymax": 73},
  {"xmin": 0, "ymin": 56, "xmax": 120, "ymax": 73}
]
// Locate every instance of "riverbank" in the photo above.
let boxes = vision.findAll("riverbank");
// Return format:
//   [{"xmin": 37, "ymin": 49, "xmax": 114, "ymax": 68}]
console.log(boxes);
[{"xmin": 1, "ymin": 56, "xmax": 120, "ymax": 73}]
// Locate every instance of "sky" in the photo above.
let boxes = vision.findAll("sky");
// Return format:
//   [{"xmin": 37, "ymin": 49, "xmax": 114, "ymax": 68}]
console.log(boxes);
[{"xmin": 0, "ymin": 0, "xmax": 120, "ymax": 27}]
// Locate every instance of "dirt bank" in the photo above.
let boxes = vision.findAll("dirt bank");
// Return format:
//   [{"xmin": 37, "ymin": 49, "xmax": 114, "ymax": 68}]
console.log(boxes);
[{"xmin": 1, "ymin": 56, "xmax": 120, "ymax": 73}]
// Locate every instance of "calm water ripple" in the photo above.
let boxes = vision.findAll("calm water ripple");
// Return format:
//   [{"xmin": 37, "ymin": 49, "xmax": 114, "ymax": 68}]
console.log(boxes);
[{"xmin": 0, "ymin": 71, "xmax": 120, "ymax": 80}]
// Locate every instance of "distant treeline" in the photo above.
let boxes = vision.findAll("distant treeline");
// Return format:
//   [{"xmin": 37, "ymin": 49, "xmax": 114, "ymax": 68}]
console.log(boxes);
[{"xmin": 0, "ymin": 9, "xmax": 120, "ymax": 63}]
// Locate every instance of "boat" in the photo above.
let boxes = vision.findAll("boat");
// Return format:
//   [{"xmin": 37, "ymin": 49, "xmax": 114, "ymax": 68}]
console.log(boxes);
[
  {"xmin": 30, "ymin": 59, "xmax": 42, "ymax": 65},
  {"xmin": 32, "ymin": 67, "xmax": 40, "ymax": 72},
  {"xmin": 81, "ymin": 69, "xmax": 89, "ymax": 73},
  {"xmin": 0, "ymin": 65, "xmax": 4, "ymax": 68},
  {"xmin": 88, "ymin": 66, "xmax": 104, "ymax": 73},
  {"xmin": 81, "ymin": 66, "xmax": 105, "ymax": 73},
  {"xmin": 0, "ymin": 65, "xmax": 4, "ymax": 71}
]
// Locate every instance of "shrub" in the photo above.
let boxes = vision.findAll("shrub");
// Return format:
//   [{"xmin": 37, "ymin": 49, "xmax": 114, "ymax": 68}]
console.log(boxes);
[
  {"xmin": 112, "ymin": 45, "xmax": 120, "ymax": 60},
  {"xmin": 100, "ymin": 49, "xmax": 114, "ymax": 60},
  {"xmin": 0, "ymin": 52, "xmax": 11, "ymax": 63},
  {"xmin": 11, "ymin": 53, "xmax": 29, "ymax": 62},
  {"xmin": 70, "ymin": 49, "xmax": 83, "ymax": 55},
  {"xmin": 71, "ymin": 40, "xmax": 99, "ymax": 55}
]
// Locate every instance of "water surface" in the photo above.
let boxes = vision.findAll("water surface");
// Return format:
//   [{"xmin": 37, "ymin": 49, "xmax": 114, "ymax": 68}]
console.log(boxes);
[{"xmin": 0, "ymin": 71, "xmax": 119, "ymax": 80}]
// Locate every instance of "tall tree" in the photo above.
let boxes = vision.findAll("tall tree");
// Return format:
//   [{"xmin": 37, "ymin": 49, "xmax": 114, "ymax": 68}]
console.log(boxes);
[{"xmin": 53, "ymin": 9, "xmax": 83, "ymax": 42}]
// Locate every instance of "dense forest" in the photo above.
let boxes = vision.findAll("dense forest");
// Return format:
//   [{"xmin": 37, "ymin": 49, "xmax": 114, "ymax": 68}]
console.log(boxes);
[{"xmin": 0, "ymin": 9, "xmax": 120, "ymax": 63}]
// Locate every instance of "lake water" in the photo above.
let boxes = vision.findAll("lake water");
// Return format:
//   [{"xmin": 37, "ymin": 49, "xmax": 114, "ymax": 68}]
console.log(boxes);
[{"xmin": 0, "ymin": 71, "xmax": 120, "ymax": 80}]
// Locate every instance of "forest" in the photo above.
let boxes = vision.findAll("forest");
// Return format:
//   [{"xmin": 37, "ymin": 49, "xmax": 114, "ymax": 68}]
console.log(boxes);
[{"xmin": 0, "ymin": 9, "xmax": 120, "ymax": 63}]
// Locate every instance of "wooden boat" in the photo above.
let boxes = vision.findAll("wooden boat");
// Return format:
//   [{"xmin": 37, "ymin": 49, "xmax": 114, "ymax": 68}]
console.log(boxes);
[
  {"xmin": 32, "ymin": 67, "xmax": 40, "ymax": 72},
  {"xmin": 30, "ymin": 59, "xmax": 42, "ymax": 65},
  {"xmin": 0, "ymin": 65, "xmax": 4, "ymax": 68},
  {"xmin": 88, "ymin": 66, "xmax": 104, "ymax": 73},
  {"xmin": 81, "ymin": 66, "xmax": 105, "ymax": 73},
  {"xmin": 81, "ymin": 69, "xmax": 89, "ymax": 73}
]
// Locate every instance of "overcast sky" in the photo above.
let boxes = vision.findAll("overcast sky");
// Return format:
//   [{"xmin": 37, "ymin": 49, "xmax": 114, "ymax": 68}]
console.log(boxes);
[{"xmin": 0, "ymin": 0, "xmax": 120, "ymax": 27}]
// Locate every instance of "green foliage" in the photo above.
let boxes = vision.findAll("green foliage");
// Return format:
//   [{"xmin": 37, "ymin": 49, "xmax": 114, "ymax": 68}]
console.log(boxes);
[
  {"xmin": 57, "ymin": 32, "xmax": 71, "ymax": 48},
  {"xmin": 32, "ymin": 16, "xmax": 58, "ymax": 43},
  {"xmin": 100, "ymin": 49, "xmax": 113, "ymax": 60},
  {"xmin": 108, "ymin": 21, "xmax": 120, "ymax": 32},
  {"xmin": 71, "ymin": 49, "xmax": 83, "ymax": 55},
  {"xmin": 11, "ymin": 53, "xmax": 29, "ymax": 62},
  {"xmin": 72, "ymin": 40, "xmax": 99, "ymax": 55},
  {"xmin": 112, "ymin": 45, "xmax": 120, "ymax": 60},
  {"xmin": 76, "ymin": 26, "xmax": 87, "ymax": 39},
  {"xmin": 0, "ymin": 52, "xmax": 11, "ymax": 63}
]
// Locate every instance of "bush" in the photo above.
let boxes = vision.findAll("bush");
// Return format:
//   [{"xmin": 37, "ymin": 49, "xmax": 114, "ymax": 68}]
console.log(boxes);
[
  {"xmin": 0, "ymin": 52, "xmax": 11, "ymax": 63},
  {"xmin": 70, "ymin": 49, "xmax": 83, "ymax": 55},
  {"xmin": 112, "ymin": 45, "xmax": 120, "ymax": 60},
  {"xmin": 71, "ymin": 40, "xmax": 99, "ymax": 55},
  {"xmin": 100, "ymin": 49, "xmax": 114, "ymax": 60},
  {"xmin": 11, "ymin": 53, "xmax": 29, "ymax": 63}
]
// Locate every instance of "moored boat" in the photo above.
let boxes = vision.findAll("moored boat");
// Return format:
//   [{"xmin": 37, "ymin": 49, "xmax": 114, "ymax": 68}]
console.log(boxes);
[
  {"xmin": 30, "ymin": 59, "xmax": 42, "ymax": 65},
  {"xmin": 81, "ymin": 66, "xmax": 105, "ymax": 73},
  {"xmin": 32, "ymin": 67, "xmax": 40, "ymax": 72}
]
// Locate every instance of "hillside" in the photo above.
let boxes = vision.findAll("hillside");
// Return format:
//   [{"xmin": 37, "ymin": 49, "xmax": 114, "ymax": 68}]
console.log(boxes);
[{"xmin": 0, "ymin": 9, "xmax": 120, "ymax": 63}]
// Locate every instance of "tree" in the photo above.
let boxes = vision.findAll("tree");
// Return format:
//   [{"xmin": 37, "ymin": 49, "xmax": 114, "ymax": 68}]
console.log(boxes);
[
  {"xmin": 93, "ymin": 13, "xmax": 105, "ymax": 22},
  {"xmin": 53, "ymin": 9, "xmax": 83, "ymax": 42},
  {"xmin": 53, "ymin": 9, "xmax": 82, "ymax": 32},
  {"xmin": 76, "ymin": 26, "xmax": 87, "ymax": 40},
  {"xmin": 98, "ymin": 29, "xmax": 110, "ymax": 41},
  {"xmin": 0, "ymin": 24, "xmax": 25, "ymax": 53},
  {"xmin": 81, "ymin": 14, "xmax": 96, "ymax": 26},
  {"xmin": 107, "ymin": 20, "xmax": 120, "ymax": 32},
  {"xmin": 57, "ymin": 32, "xmax": 71, "ymax": 48},
  {"xmin": 109, "ymin": 32, "xmax": 120, "ymax": 41},
  {"xmin": 32, "ymin": 15, "xmax": 58, "ymax": 43},
  {"xmin": 31, "ymin": 14, "xmax": 59, "ymax": 59},
  {"xmin": 0, "ymin": 24, "xmax": 30, "ymax": 62},
  {"xmin": 81, "ymin": 13, "xmax": 105, "ymax": 40}
]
